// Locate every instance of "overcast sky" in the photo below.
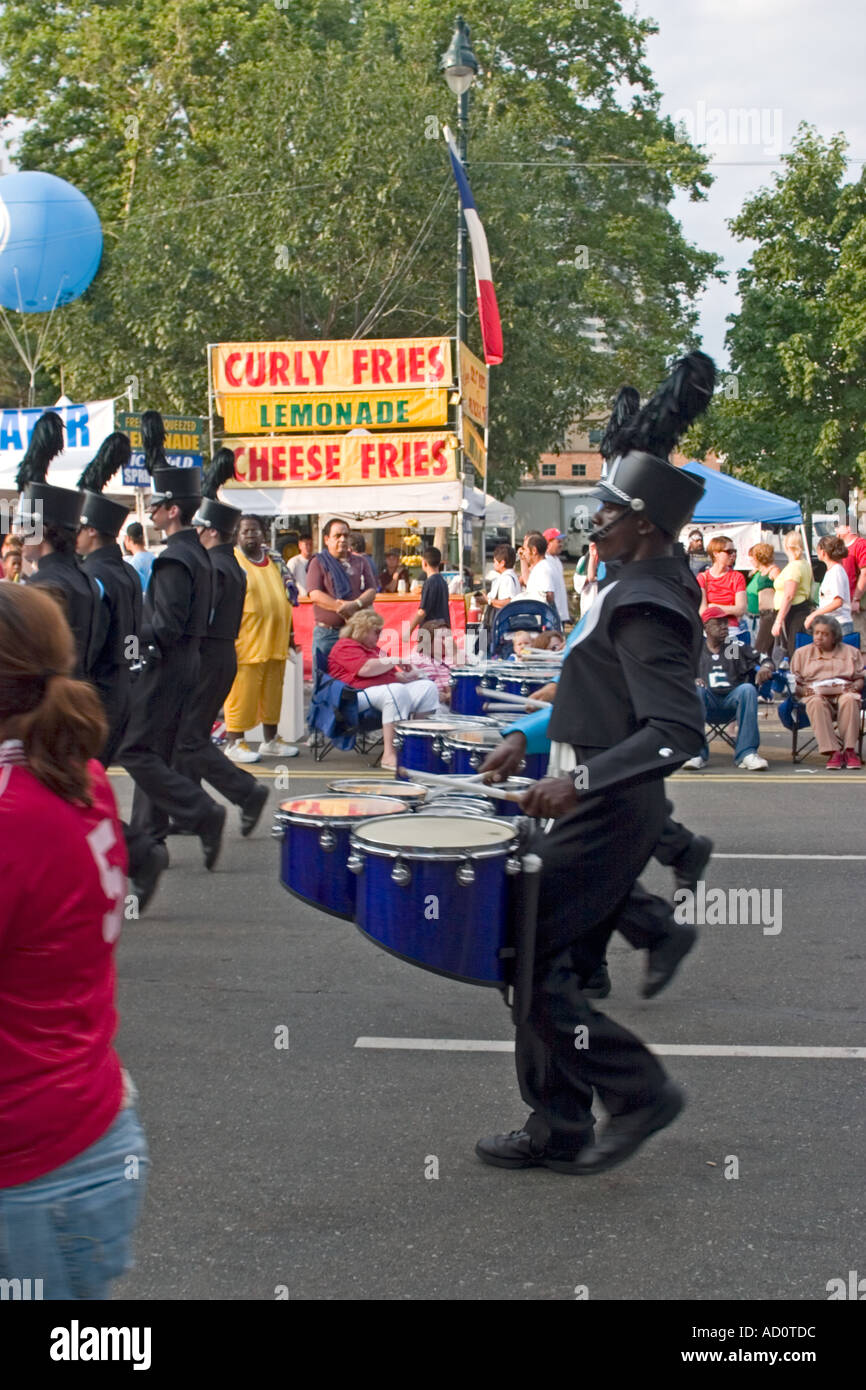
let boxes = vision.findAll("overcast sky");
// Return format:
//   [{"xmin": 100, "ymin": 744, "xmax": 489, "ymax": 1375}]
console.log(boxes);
[{"xmin": 635, "ymin": 0, "xmax": 865, "ymax": 367}]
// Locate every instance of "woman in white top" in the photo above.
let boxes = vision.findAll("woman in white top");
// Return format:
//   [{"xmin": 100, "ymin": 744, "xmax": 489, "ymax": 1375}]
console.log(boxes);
[{"xmin": 806, "ymin": 536, "xmax": 853, "ymax": 634}]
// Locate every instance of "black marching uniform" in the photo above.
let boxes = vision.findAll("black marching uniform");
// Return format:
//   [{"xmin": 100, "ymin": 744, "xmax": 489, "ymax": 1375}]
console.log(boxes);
[
  {"xmin": 82, "ymin": 544, "xmax": 142, "ymax": 766},
  {"xmin": 26, "ymin": 548, "xmax": 108, "ymax": 683},
  {"xmin": 173, "ymin": 541, "xmax": 257, "ymax": 805},
  {"xmin": 517, "ymin": 553, "xmax": 705, "ymax": 1154},
  {"xmin": 120, "ymin": 525, "xmax": 221, "ymax": 843}
]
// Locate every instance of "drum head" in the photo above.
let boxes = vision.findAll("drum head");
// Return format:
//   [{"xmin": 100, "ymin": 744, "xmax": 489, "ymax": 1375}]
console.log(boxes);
[
  {"xmin": 353, "ymin": 813, "xmax": 514, "ymax": 852},
  {"xmin": 278, "ymin": 795, "xmax": 408, "ymax": 823},
  {"xmin": 327, "ymin": 779, "xmax": 428, "ymax": 803},
  {"xmin": 445, "ymin": 727, "xmax": 503, "ymax": 747},
  {"xmin": 393, "ymin": 720, "xmax": 460, "ymax": 736}
]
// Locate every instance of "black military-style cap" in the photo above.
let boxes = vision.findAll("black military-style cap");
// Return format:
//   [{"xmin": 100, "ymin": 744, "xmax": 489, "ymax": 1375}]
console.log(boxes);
[
  {"xmin": 149, "ymin": 465, "xmax": 202, "ymax": 506},
  {"xmin": 79, "ymin": 491, "xmax": 130, "ymax": 538},
  {"xmin": 192, "ymin": 496, "xmax": 242, "ymax": 534},
  {"xmin": 18, "ymin": 481, "xmax": 84, "ymax": 532},
  {"xmin": 589, "ymin": 450, "xmax": 705, "ymax": 537}
]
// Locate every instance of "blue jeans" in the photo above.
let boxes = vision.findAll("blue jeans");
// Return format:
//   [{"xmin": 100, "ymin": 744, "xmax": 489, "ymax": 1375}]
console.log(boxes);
[
  {"xmin": 312, "ymin": 624, "xmax": 341, "ymax": 688},
  {"xmin": 699, "ymin": 682, "xmax": 760, "ymax": 762},
  {"xmin": 0, "ymin": 1106, "xmax": 148, "ymax": 1300}
]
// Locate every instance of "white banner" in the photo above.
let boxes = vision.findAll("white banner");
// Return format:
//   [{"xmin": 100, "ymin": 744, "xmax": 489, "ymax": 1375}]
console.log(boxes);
[{"xmin": 0, "ymin": 400, "xmax": 118, "ymax": 493}]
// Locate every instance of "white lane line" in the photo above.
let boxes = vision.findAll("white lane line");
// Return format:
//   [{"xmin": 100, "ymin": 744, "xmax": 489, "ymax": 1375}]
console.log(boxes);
[
  {"xmin": 355, "ymin": 1038, "xmax": 866, "ymax": 1058},
  {"xmin": 712, "ymin": 853, "xmax": 866, "ymax": 860}
]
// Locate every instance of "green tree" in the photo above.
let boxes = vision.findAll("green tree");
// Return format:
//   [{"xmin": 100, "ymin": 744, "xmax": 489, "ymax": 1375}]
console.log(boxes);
[
  {"xmin": 690, "ymin": 125, "xmax": 866, "ymax": 515},
  {"xmin": 0, "ymin": 0, "xmax": 719, "ymax": 497}
]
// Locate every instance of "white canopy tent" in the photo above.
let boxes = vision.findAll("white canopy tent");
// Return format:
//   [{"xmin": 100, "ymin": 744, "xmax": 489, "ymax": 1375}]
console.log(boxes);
[{"xmin": 218, "ymin": 479, "xmax": 514, "ymax": 531}]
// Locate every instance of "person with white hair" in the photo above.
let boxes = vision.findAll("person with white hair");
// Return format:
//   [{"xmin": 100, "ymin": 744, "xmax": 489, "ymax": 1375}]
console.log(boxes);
[{"xmin": 328, "ymin": 609, "xmax": 441, "ymax": 769}]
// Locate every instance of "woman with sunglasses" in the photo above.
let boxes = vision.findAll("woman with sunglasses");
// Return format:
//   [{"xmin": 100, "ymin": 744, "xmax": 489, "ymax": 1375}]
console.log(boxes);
[{"xmin": 696, "ymin": 535, "xmax": 747, "ymax": 630}]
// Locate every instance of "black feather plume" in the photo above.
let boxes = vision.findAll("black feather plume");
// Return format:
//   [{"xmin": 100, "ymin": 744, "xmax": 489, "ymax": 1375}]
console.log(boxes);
[
  {"xmin": 77, "ymin": 432, "xmax": 132, "ymax": 492},
  {"xmin": 202, "ymin": 447, "xmax": 236, "ymax": 500},
  {"xmin": 15, "ymin": 411, "xmax": 65, "ymax": 491},
  {"xmin": 624, "ymin": 350, "xmax": 716, "ymax": 460},
  {"xmin": 599, "ymin": 386, "xmax": 641, "ymax": 461},
  {"xmin": 141, "ymin": 410, "xmax": 167, "ymax": 474}
]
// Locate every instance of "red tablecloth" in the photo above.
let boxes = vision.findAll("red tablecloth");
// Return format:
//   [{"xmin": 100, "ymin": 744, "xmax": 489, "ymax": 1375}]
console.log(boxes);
[{"xmin": 293, "ymin": 595, "xmax": 467, "ymax": 679}]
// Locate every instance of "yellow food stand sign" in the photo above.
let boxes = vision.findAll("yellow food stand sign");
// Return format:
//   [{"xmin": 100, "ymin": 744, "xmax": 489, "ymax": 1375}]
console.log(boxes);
[
  {"xmin": 217, "ymin": 389, "xmax": 448, "ymax": 433},
  {"xmin": 212, "ymin": 338, "xmax": 453, "ymax": 394},
  {"xmin": 458, "ymin": 342, "xmax": 489, "ymax": 429},
  {"xmin": 222, "ymin": 432, "xmax": 458, "ymax": 488}
]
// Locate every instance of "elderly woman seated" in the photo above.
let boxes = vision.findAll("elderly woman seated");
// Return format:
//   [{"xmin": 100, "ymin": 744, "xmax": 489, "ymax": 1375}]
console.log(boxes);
[
  {"xmin": 328, "ymin": 609, "xmax": 441, "ymax": 770},
  {"xmin": 790, "ymin": 615, "xmax": 865, "ymax": 769}
]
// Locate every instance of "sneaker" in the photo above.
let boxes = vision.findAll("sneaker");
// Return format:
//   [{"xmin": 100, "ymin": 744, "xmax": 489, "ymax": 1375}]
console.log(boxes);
[
  {"xmin": 844, "ymin": 748, "xmax": 863, "ymax": 770},
  {"xmin": 258, "ymin": 737, "xmax": 299, "ymax": 758},
  {"xmin": 682, "ymin": 755, "xmax": 708, "ymax": 770},
  {"xmin": 737, "ymin": 753, "xmax": 768, "ymax": 771},
  {"xmin": 826, "ymin": 751, "xmax": 845, "ymax": 769},
  {"xmin": 226, "ymin": 740, "xmax": 260, "ymax": 764}
]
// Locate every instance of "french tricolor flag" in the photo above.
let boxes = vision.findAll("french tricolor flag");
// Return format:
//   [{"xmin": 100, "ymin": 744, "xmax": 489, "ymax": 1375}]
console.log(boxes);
[{"xmin": 443, "ymin": 126, "xmax": 503, "ymax": 366}]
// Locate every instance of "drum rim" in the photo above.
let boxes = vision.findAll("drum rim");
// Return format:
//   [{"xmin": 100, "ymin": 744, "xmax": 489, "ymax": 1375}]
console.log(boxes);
[
  {"xmin": 274, "ymin": 795, "xmax": 410, "ymax": 827},
  {"xmin": 326, "ymin": 778, "xmax": 428, "ymax": 799},
  {"xmin": 444, "ymin": 729, "xmax": 504, "ymax": 748},
  {"xmin": 349, "ymin": 812, "xmax": 518, "ymax": 860}
]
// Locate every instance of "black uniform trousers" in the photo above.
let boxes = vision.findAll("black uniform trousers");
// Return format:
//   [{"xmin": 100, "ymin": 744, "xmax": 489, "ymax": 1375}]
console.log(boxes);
[
  {"xmin": 95, "ymin": 671, "xmax": 132, "ymax": 770},
  {"xmin": 615, "ymin": 802, "xmax": 694, "ymax": 950},
  {"xmin": 516, "ymin": 776, "xmax": 671, "ymax": 1154},
  {"xmin": 173, "ymin": 639, "xmax": 256, "ymax": 805},
  {"xmin": 120, "ymin": 639, "xmax": 218, "ymax": 843}
]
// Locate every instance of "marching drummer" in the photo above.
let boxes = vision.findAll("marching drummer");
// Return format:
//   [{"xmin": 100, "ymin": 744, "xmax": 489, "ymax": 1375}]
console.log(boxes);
[{"xmin": 475, "ymin": 355, "xmax": 714, "ymax": 1175}]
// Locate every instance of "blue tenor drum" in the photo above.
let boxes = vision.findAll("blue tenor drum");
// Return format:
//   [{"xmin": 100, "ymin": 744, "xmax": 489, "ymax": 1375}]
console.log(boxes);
[
  {"xmin": 349, "ymin": 814, "xmax": 522, "ymax": 986},
  {"xmin": 418, "ymin": 791, "xmax": 495, "ymax": 818},
  {"xmin": 275, "ymin": 795, "xmax": 409, "ymax": 920},
  {"xmin": 450, "ymin": 666, "xmax": 496, "ymax": 716},
  {"xmin": 442, "ymin": 726, "xmax": 504, "ymax": 775},
  {"xmin": 393, "ymin": 718, "xmax": 495, "ymax": 778},
  {"xmin": 493, "ymin": 668, "xmax": 560, "ymax": 700},
  {"xmin": 327, "ymin": 778, "xmax": 429, "ymax": 808}
]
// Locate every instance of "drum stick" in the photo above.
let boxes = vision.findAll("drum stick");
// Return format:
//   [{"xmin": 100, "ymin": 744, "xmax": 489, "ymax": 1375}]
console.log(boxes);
[
  {"xmin": 396, "ymin": 768, "xmax": 531, "ymax": 804},
  {"xmin": 481, "ymin": 692, "xmax": 551, "ymax": 712}
]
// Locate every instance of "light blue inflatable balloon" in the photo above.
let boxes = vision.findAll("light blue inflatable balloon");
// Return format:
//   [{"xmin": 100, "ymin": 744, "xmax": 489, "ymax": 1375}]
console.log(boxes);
[{"xmin": 0, "ymin": 171, "xmax": 103, "ymax": 312}]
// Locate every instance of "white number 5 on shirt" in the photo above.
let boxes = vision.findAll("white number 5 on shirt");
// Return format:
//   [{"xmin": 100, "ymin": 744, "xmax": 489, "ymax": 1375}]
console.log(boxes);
[{"xmin": 86, "ymin": 819, "xmax": 126, "ymax": 943}]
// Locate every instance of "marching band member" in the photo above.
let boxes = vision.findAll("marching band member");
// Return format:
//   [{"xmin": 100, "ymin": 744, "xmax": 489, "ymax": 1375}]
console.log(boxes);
[
  {"xmin": 118, "ymin": 412, "xmax": 226, "ymax": 881},
  {"xmin": 76, "ymin": 432, "xmax": 143, "ymax": 767},
  {"xmin": 477, "ymin": 353, "xmax": 714, "ymax": 1175},
  {"xmin": 172, "ymin": 450, "xmax": 269, "ymax": 835}
]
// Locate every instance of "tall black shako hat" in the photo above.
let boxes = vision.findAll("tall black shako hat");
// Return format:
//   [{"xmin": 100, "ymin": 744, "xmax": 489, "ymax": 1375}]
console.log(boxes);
[
  {"xmin": 193, "ymin": 448, "xmax": 241, "ymax": 533},
  {"xmin": 591, "ymin": 351, "xmax": 715, "ymax": 536},
  {"xmin": 143, "ymin": 410, "xmax": 202, "ymax": 505},
  {"xmin": 15, "ymin": 411, "xmax": 83, "ymax": 531},
  {"xmin": 78, "ymin": 432, "xmax": 132, "ymax": 537}
]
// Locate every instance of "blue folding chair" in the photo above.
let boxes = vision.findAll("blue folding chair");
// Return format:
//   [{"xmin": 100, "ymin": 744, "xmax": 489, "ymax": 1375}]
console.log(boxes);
[
  {"xmin": 778, "ymin": 631, "xmax": 864, "ymax": 762},
  {"xmin": 488, "ymin": 598, "xmax": 562, "ymax": 659},
  {"xmin": 307, "ymin": 648, "xmax": 383, "ymax": 764}
]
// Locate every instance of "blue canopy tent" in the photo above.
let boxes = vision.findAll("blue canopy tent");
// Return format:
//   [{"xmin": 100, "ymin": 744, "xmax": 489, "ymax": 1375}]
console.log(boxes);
[{"xmin": 681, "ymin": 462, "xmax": 802, "ymax": 525}]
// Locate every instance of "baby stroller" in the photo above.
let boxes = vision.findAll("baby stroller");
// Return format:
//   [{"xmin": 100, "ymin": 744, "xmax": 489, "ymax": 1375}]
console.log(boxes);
[{"xmin": 488, "ymin": 598, "xmax": 562, "ymax": 659}]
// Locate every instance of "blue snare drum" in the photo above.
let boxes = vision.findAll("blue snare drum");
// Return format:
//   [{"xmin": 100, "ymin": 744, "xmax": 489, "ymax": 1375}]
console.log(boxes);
[
  {"xmin": 418, "ymin": 791, "xmax": 495, "ymax": 817},
  {"xmin": 523, "ymin": 750, "xmax": 550, "ymax": 780},
  {"xmin": 349, "ymin": 814, "xmax": 522, "ymax": 986},
  {"xmin": 489, "ymin": 776, "xmax": 535, "ymax": 817},
  {"xmin": 275, "ymin": 795, "xmax": 409, "ymax": 919},
  {"xmin": 494, "ymin": 668, "xmax": 560, "ymax": 700},
  {"xmin": 449, "ymin": 666, "xmax": 486, "ymax": 716}
]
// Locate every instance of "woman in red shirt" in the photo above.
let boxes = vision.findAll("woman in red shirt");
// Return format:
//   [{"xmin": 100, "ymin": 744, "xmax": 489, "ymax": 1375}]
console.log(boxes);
[
  {"xmin": 328, "ymin": 609, "xmax": 441, "ymax": 769},
  {"xmin": 697, "ymin": 535, "xmax": 747, "ymax": 628},
  {"xmin": 0, "ymin": 584, "xmax": 148, "ymax": 1299}
]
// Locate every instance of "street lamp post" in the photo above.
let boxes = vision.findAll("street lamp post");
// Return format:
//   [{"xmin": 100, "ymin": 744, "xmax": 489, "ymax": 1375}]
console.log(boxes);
[
  {"xmin": 441, "ymin": 16, "xmax": 479, "ymax": 349},
  {"xmin": 441, "ymin": 17, "xmax": 479, "ymax": 572}
]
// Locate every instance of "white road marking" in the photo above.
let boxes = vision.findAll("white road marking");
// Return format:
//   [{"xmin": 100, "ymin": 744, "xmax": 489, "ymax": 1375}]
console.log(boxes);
[
  {"xmin": 712, "ymin": 853, "xmax": 866, "ymax": 860},
  {"xmin": 355, "ymin": 1038, "xmax": 866, "ymax": 1058}
]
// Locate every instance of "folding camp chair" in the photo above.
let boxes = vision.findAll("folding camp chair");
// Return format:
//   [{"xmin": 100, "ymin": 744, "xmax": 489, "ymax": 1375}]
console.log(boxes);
[
  {"xmin": 778, "ymin": 631, "xmax": 864, "ymax": 763},
  {"xmin": 307, "ymin": 649, "xmax": 383, "ymax": 764}
]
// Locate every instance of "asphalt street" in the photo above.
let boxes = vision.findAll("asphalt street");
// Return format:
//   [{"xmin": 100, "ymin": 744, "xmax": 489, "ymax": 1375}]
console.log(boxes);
[{"xmin": 112, "ymin": 716, "xmax": 866, "ymax": 1302}]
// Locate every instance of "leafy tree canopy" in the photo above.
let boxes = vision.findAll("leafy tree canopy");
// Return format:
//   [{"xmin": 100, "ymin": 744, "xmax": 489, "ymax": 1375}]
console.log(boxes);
[{"xmin": 0, "ymin": 0, "xmax": 719, "ymax": 496}]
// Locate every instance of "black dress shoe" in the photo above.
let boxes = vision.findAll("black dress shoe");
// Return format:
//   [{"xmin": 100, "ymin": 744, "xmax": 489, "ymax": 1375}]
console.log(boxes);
[
  {"xmin": 571, "ymin": 1081, "xmax": 685, "ymax": 1175},
  {"xmin": 672, "ymin": 834, "xmax": 713, "ymax": 893},
  {"xmin": 475, "ymin": 1130, "xmax": 590, "ymax": 1174},
  {"xmin": 130, "ymin": 841, "xmax": 169, "ymax": 914},
  {"xmin": 239, "ymin": 781, "xmax": 268, "ymax": 838},
  {"xmin": 199, "ymin": 805, "xmax": 227, "ymax": 871},
  {"xmin": 642, "ymin": 924, "xmax": 697, "ymax": 999},
  {"xmin": 582, "ymin": 962, "xmax": 611, "ymax": 999}
]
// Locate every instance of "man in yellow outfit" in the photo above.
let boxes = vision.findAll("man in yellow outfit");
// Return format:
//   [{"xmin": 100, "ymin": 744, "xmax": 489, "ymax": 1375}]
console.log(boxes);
[{"xmin": 225, "ymin": 515, "xmax": 299, "ymax": 762}]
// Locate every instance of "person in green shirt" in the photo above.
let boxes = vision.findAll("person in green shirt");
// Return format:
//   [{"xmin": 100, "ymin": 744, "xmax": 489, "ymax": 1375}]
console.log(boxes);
[{"xmin": 745, "ymin": 541, "xmax": 779, "ymax": 656}]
